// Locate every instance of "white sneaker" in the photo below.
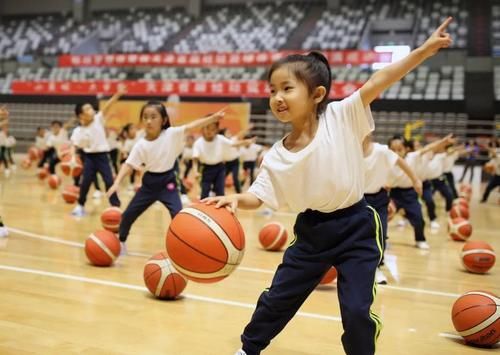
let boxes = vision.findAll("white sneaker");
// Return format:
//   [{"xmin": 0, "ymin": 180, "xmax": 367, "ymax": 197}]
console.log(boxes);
[
  {"xmin": 430, "ymin": 220, "xmax": 440, "ymax": 230},
  {"xmin": 71, "ymin": 204, "xmax": 86, "ymax": 217},
  {"xmin": 234, "ymin": 350, "xmax": 247, "ymax": 355},
  {"xmin": 120, "ymin": 242, "xmax": 127, "ymax": 256},
  {"xmin": 92, "ymin": 190, "xmax": 102, "ymax": 199},
  {"xmin": 0, "ymin": 227, "xmax": 8, "ymax": 238},
  {"xmin": 4, "ymin": 169, "xmax": 10, "ymax": 177},
  {"xmin": 415, "ymin": 241, "xmax": 430, "ymax": 250},
  {"xmin": 180, "ymin": 194, "xmax": 191, "ymax": 206},
  {"xmin": 375, "ymin": 268, "xmax": 387, "ymax": 284}
]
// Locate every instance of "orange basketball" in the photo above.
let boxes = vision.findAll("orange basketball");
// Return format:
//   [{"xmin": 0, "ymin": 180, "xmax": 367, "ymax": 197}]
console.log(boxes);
[
  {"xmin": 166, "ymin": 203, "xmax": 245, "ymax": 283},
  {"xmin": 387, "ymin": 200, "xmax": 397, "ymax": 221},
  {"xmin": 62, "ymin": 185, "xmax": 80, "ymax": 204},
  {"xmin": 47, "ymin": 175, "xmax": 61, "ymax": 189},
  {"xmin": 225, "ymin": 174, "xmax": 234, "ymax": 188},
  {"xmin": 60, "ymin": 154, "xmax": 83, "ymax": 177},
  {"xmin": 21, "ymin": 157, "xmax": 32, "ymax": 169},
  {"xmin": 451, "ymin": 291, "xmax": 500, "ymax": 346},
  {"xmin": 452, "ymin": 197, "xmax": 469, "ymax": 209},
  {"xmin": 461, "ymin": 241, "xmax": 496, "ymax": 274},
  {"xmin": 449, "ymin": 204, "xmax": 470, "ymax": 220},
  {"xmin": 448, "ymin": 218, "xmax": 473, "ymax": 241},
  {"xmin": 101, "ymin": 207, "xmax": 122, "ymax": 233},
  {"xmin": 38, "ymin": 167, "xmax": 49, "ymax": 180},
  {"xmin": 28, "ymin": 147, "xmax": 40, "ymax": 161},
  {"xmin": 84, "ymin": 230, "xmax": 121, "ymax": 266},
  {"xmin": 258, "ymin": 222, "xmax": 288, "ymax": 251},
  {"xmin": 143, "ymin": 252, "xmax": 187, "ymax": 300},
  {"xmin": 319, "ymin": 267, "xmax": 338, "ymax": 285}
]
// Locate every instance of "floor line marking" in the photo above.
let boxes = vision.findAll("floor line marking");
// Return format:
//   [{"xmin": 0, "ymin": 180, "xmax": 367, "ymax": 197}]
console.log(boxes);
[
  {"xmin": 7, "ymin": 226, "xmax": 463, "ymax": 298},
  {"xmin": 0, "ymin": 264, "xmax": 341, "ymax": 322}
]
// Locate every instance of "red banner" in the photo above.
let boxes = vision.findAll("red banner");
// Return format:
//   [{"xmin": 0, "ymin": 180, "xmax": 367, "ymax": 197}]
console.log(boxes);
[
  {"xmin": 58, "ymin": 50, "xmax": 392, "ymax": 67},
  {"xmin": 11, "ymin": 80, "xmax": 364, "ymax": 99}
]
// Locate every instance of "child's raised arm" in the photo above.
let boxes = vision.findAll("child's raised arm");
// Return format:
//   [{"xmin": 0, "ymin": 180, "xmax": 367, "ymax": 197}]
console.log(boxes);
[
  {"xmin": 101, "ymin": 84, "xmax": 127, "ymax": 118},
  {"xmin": 184, "ymin": 108, "xmax": 226, "ymax": 133},
  {"xmin": 360, "ymin": 17, "xmax": 453, "ymax": 107}
]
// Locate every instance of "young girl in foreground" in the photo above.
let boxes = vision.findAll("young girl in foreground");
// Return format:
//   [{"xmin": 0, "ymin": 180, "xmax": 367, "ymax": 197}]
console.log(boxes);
[{"xmin": 204, "ymin": 18, "xmax": 453, "ymax": 355}]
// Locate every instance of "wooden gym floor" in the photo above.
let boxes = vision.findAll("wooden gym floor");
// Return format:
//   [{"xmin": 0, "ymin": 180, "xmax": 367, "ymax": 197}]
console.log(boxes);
[{"xmin": 0, "ymin": 163, "xmax": 498, "ymax": 354}]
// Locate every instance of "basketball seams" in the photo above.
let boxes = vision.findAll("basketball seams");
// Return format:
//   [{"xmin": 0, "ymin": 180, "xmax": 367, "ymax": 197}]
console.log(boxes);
[
  {"xmin": 89, "ymin": 234, "xmax": 117, "ymax": 262},
  {"xmin": 266, "ymin": 223, "xmax": 285, "ymax": 250},
  {"xmin": 168, "ymin": 228, "xmax": 238, "ymax": 279},
  {"xmin": 461, "ymin": 249, "xmax": 495, "ymax": 257},
  {"xmin": 168, "ymin": 227, "xmax": 233, "ymax": 266},
  {"xmin": 180, "ymin": 207, "xmax": 243, "ymax": 265},
  {"xmin": 190, "ymin": 206, "xmax": 245, "ymax": 251},
  {"xmin": 457, "ymin": 307, "xmax": 500, "ymax": 337}
]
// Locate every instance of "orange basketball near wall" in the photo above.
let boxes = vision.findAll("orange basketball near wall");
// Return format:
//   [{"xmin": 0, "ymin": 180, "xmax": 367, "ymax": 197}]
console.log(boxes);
[
  {"xmin": 461, "ymin": 241, "xmax": 496, "ymax": 274},
  {"xmin": 143, "ymin": 252, "xmax": 187, "ymax": 300},
  {"xmin": 166, "ymin": 203, "xmax": 245, "ymax": 283},
  {"xmin": 451, "ymin": 291, "xmax": 500, "ymax": 346},
  {"xmin": 84, "ymin": 230, "xmax": 121, "ymax": 266},
  {"xmin": 258, "ymin": 222, "xmax": 288, "ymax": 251}
]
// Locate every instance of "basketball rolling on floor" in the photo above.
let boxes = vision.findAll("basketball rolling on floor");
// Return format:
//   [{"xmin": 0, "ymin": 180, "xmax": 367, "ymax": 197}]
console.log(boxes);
[{"xmin": 0, "ymin": 168, "xmax": 499, "ymax": 354}]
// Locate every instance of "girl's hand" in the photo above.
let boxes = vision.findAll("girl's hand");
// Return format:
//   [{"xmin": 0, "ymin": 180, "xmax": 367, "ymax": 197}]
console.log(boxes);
[
  {"xmin": 202, "ymin": 195, "xmax": 239, "ymax": 214},
  {"xmin": 106, "ymin": 183, "xmax": 119, "ymax": 199},
  {"xmin": 413, "ymin": 179, "xmax": 423, "ymax": 197},
  {"xmin": 420, "ymin": 17, "xmax": 453, "ymax": 58}
]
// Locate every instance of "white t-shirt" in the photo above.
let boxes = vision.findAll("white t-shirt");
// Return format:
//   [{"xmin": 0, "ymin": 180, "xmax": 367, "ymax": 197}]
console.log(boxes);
[
  {"xmin": 6, "ymin": 136, "xmax": 16, "ymax": 148},
  {"xmin": 126, "ymin": 126, "xmax": 186, "ymax": 173},
  {"xmin": 224, "ymin": 137, "xmax": 240, "ymax": 161},
  {"xmin": 35, "ymin": 134, "xmax": 48, "ymax": 150},
  {"xmin": 74, "ymin": 112, "xmax": 110, "ymax": 153},
  {"xmin": 183, "ymin": 146, "xmax": 193, "ymax": 160},
  {"xmin": 425, "ymin": 153, "xmax": 446, "ymax": 180},
  {"xmin": 193, "ymin": 134, "xmax": 233, "ymax": 165},
  {"xmin": 240, "ymin": 143, "xmax": 263, "ymax": 162},
  {"xmin": 123, "ymin": 136, "xmax": 139, "ymax": 154},
  {"xmin": 364, "ymin": 143, "xmax": 399, "ymax": 194},
  {"xmin": 46, "ymin": 129, "xmax": 68, "ymax": 149},
  {"xmin": 248, "ymin": 90, "xmax": 374, "ymax": 212},
  {"xmin": 389, "ymin": 151, "xmax": 428, "ymax": 188},
  {"xmin": 443, "ymin": 151, "xmax": 459, "ymax": 173}
]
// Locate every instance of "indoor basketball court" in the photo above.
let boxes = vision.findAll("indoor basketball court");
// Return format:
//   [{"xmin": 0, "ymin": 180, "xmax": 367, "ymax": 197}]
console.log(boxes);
[{"xmin": 0, "ymin": 0, "xmax": 499, "ymax": 354}]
